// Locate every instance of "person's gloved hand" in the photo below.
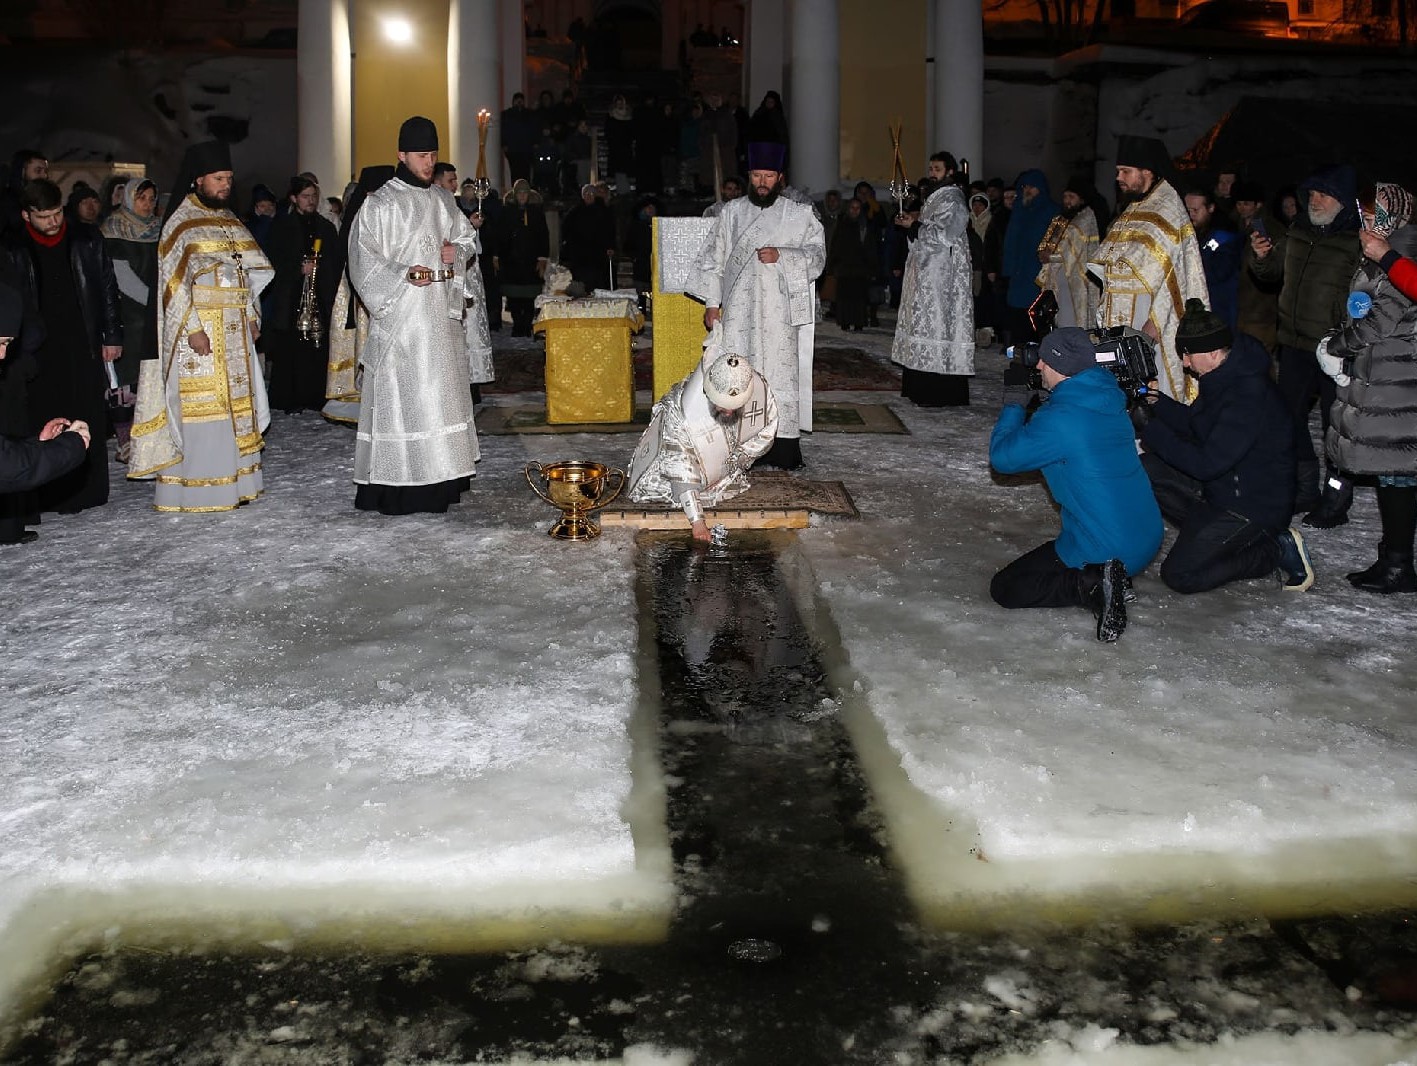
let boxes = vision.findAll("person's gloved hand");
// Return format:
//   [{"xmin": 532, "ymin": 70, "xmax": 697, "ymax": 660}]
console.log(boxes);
[
  {"xmin": 1001, "ymin": 363, "xmax": 1035, "ymax": 408},
  {"xmin": 1128, "ymin": 402, "xmax": 1152, "ymax": 434},
  {"xmin": 1315, "ymin": 336, "xmax": 1351, "ymax": 387}
]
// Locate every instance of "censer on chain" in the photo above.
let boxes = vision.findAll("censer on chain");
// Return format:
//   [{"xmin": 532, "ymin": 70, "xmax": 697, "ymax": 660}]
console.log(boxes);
[
  {"xmin": 471, "ymin": 109, "xmax": 492, "ymax": 210},
  {"xmin": 296, "ymin": 236, "xmax": 323, "ymax": 344}
]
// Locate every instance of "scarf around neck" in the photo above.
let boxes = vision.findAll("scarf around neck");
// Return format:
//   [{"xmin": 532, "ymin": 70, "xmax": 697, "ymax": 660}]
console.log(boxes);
[
  {"xmin": 25, "ymin": 220, "xmax": 66, "ymax": 248},
  {"xmin": 101, "ymin": 181, "xmax": 162, "ymax": 243}
]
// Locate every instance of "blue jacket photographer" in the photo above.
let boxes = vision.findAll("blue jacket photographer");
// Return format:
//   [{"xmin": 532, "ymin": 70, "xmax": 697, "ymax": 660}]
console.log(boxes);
[
  {"xmin": 989, "ymin": 327, "xmax": 1163, "ymax": 643},
  {"xmin": 1138, "ymin": 299, "xmax": 1314, "ymax": 594}
]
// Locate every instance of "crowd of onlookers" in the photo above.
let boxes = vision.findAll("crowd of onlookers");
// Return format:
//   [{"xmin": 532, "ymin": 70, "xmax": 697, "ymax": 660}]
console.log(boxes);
[
  {"xmin": 5, "ymin": 106, "xmax": 1417, "ymax": 598},
  {"xmin": 498, "ymin": 86, "xmax": 787, "ymax": 202}
]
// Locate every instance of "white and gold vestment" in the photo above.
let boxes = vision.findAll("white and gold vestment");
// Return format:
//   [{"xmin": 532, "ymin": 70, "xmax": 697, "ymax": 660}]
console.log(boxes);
[
  {"xmin": 129, "ymin": 193, "xmax": 273, "ymax": 512},
  {"xmin": 1037, "ymin": 206, "xmax": 1100, "ymax": 330},
  {"xmin": 323, "ymin": 273, "xmax": 369, "ymax": 425},
  {"xmin": 1088, "ymin": 181, "xmax": 1209, "ymax": 401}
]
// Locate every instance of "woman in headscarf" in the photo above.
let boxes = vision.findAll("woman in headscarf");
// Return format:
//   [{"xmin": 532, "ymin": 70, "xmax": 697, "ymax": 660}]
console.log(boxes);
[
  {"xmin": 1320, "ymin": 182, "xmax": 1417, "ymax": 593},
  {"xmin": 100, "ymin": 177, "xmax": 161, "ymax": 462}
]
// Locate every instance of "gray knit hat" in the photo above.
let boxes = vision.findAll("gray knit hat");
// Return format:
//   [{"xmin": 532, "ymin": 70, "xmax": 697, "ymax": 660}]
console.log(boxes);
[{"xmin": 1038, "ymin": 327, "xmax": 1097, "ymax": 378}]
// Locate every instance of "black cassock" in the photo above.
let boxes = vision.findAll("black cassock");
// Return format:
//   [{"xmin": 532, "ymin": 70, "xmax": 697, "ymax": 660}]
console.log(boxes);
[{"xmin": 264, "ymin": 210, "xmax": 341, "ymax": 413}]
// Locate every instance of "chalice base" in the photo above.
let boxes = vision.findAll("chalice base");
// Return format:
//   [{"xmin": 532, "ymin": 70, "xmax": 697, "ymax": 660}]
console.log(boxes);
[{"xmin": 547, "ymin": 512, "xmax": 602, "ymax": 540}]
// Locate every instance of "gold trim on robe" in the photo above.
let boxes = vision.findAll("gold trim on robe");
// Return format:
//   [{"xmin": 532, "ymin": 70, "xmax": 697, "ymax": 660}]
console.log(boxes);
[
  {"xmin": 1088, "ymin": 182, "xmax": 1209, "ymax": 403},
  {"xmin": 129, "ymin": 193, "xmax": 274, "ymax": 510}
]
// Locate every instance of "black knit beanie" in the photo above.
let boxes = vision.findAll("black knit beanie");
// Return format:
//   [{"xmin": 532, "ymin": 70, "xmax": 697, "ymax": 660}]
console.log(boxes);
[{"xmin": 1175, "ymin": 298, "xmax": 1232, "ymax": 355}]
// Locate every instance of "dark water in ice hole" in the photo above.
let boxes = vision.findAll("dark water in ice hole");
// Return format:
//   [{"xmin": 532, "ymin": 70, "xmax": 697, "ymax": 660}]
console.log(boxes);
[{"xmin": 3, "ymin": 533, "xmax": 1415, "ymax": 1065}]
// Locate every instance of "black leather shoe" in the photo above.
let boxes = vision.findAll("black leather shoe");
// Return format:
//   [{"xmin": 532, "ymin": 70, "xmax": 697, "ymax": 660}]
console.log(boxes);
[
  {"xmin": 1302, "ymin": 473, "xmax": 1353, "ymax": 528},
  {"xmin": 0, "ymin": 530, "xmax": 38, "ymax": 545}
]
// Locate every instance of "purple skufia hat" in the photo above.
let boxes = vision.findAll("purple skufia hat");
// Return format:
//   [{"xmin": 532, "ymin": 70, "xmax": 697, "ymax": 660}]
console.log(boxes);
[{"xmin": 746, "ymin": 141, "xmax": 787, "ymax": 173}]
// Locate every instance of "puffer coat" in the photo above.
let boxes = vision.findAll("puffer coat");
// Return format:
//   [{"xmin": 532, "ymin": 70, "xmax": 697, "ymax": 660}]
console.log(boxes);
[{"xmin": 1325, "ymin": 223, "xmax": 1417, "ymax": 476}]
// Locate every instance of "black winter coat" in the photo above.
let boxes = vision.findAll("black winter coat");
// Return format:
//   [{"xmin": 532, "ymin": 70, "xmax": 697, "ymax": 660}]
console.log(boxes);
[
  {"xmin": 1325, "ymin": 223, "xmax": 1417, "ymax": 477},
  {"xmin": 1142, "ymin": 332, "xmax": 1295, "ymax": 529},
  {"xmin": 0, "ymin": 430, "xmax": 85, "ymax": 494},
  {"xmin": 264, "ymin": 210, "xmax": 342, "ymax": 332},
  {"xmin": 494, "ymin": 200, "xmax": 550, "ymax": 289},
  {"xmin": 0, "ymin": 222, "xmax": 123, "ymax": 360},
  {"xmin": 1248, "ymin": 166, "xmax": 1361, "ymax": 350}
]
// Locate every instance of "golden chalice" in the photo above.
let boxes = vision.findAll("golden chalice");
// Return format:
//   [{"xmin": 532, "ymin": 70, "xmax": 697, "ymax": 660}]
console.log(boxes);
[{"xmin": 525, "ymin": 459, "xmax": 625, "ymax": 540}]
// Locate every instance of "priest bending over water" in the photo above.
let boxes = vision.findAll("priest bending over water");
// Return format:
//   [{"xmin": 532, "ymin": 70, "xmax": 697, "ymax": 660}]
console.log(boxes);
[{"xmin": 627, "ymin": 327, "xmax": 779, "ymax": 542}]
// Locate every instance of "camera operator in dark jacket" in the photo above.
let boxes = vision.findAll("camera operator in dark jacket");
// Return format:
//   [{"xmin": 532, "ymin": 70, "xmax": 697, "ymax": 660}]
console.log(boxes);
[
  {"xmin": 1137, "ymin": 299, "xmax": 1314, "ymax": 594},
  {"xmin": 989, "ymin": 326, "xmax": 1164, "ymax": 643}
]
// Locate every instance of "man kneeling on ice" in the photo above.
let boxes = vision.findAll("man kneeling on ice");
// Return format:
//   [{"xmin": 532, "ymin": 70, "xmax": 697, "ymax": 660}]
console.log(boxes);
[
  {"xmin": 627, "ymin": 326, "xmax": 779, "ymax": 542},
  {"xmin": 988, "ymin": 326, "xmax": 1164, "ymax": 642}
]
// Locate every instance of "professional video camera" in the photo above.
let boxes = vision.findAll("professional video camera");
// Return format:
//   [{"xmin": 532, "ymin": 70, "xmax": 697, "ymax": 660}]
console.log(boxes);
[{"xmin": 1006, "ymin": 326, "xmax": 1159, "ymax": 405}]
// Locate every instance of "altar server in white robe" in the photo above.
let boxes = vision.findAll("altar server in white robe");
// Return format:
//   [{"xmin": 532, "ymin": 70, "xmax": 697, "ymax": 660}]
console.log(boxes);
[
  {"xmin": 348, "ymin": 116, "xmax": 481, "ymax": 515},
  {"xmin": 892, "ymin": 179, "xmax": 976, "ymax": 407},
  {"xmin": 628, "ymin": 325, "xmax": 779, "ymax": 542},
  {"xmin": 689, "ymin": 141, "xmax": 824, "ymax": 470}
]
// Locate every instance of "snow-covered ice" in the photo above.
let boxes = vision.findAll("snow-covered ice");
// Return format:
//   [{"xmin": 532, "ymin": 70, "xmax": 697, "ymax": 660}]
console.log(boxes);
[{"xmin": 2, "ymin": 323, "xmax": 1416, "ymax": 1063}]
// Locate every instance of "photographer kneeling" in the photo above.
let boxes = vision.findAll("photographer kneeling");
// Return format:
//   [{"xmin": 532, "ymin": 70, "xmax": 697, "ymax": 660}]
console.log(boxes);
[
  {"xmin": 989, "ymin": 327, "xmax": 1163, "ymax": 642},
  {"xmin": 1136, "ymin": 299, "xmax": 1315, "ymax": 593}
]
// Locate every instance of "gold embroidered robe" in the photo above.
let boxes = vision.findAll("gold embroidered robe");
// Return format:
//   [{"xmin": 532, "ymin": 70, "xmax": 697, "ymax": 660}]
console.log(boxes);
[
  {"xmin": 1037, "ymin": 206, "xmax": 1100, "ymax": 329},
  {"xmin": 1088, "ymin": 181, "xmax": 1209, "ymax": 402},
  {"xmin": 129, "ymin": 194, "xmax": 273, "ymax": 511},
  {"xmin": 323, "ymin": 273, "xmax": 368, "ymax": 425}
]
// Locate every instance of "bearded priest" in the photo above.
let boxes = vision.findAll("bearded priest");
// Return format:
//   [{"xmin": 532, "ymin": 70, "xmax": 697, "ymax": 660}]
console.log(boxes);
[
  {"xmin": 689, "ymin": 141, "xmax": 824, "ymax": 470},
  {"xmin": 129, "ymin": 140, "xmax": 274, "ymax": 512}
]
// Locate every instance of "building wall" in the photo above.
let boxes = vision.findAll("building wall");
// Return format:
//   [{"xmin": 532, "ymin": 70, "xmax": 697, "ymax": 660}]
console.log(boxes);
[
  {"xmin": 839, "ymin": 0, "xmax": 927, "ymax": 187},
  {"xmin": 352, "ymin": 0, "xmax": 451, "ymax": 175}
]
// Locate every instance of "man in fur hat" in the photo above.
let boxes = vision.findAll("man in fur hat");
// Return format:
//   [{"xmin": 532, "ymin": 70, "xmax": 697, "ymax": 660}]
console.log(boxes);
[
  {"xmin": 627, "ymin": 325, "xmax": 778, "ymax": 542},
  {"xmin": 689, "ymin": 140, "xmax": 824, "ymax": 469},
  {"xmin": 128, "ymin": 140, "xmax": 273, "ymax": 512},
  {"xmin": 1089, "ymin": 135, "xmax": 1209, "ymax": 403}
]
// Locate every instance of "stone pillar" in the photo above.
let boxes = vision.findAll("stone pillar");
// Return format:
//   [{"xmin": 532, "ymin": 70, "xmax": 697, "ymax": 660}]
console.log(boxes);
[
  {"xmin": 786, "ymin": 0, "xmax": 839, "ymax": 196},
  {"xmin": 932, "ymin": 0, "xmax": 984, "ymax": 176},
  {"xmin": 448, "ymin": 0, "xmax": 503, "ymax": 184},
  {"xmin": 297, "ymin": 0, "xmax": 352, "ymax": 189},
  {"xmin": 500, "ymin": 0, "xmax": 526, "ymax": 188},
  {"xmin": 744, "ymin": 0, "xmax": 785, "ymax": 109}
]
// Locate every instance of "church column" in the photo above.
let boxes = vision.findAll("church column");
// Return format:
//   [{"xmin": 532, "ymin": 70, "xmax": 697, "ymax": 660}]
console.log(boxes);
[
  {"xmin": 297, "ymin": 0, "xmax": 352, "ymax": 189},
  {"xmin": 448, "ymin": 0, "xmax": 503, "ymax": 186},
  {"xmin": 744, "ymin": 0, "xmax": 785, "ymax": 111},
  {"xmin": 786, "ymin": 0, "xmax": 839, "ymax": 196},
  {"xmin": 932, "ymin": 0, "xmax": 984, "ymax": 176},
  {"xmin": 500, "ymin": 0, "xmax": 526, "ymax": 187}
]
